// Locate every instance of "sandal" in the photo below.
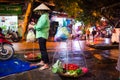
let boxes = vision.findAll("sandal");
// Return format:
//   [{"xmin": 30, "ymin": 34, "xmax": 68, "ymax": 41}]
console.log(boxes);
[
  {"xmin": 38, "ymin": 61, "xmax": 45, "ymax": 66},
  {"xmin": 30, "ymin": 63, "xmax": 38, "ymax": 67},
  {"xmin": 30, "ymin": 61, "xmax": 44, "ymax": 67},
  {"xmin": 39, "ymin": 65, "xmax": 49, "ymax": 70},
  {"xmin": 36, "ymin": 62, "xmax": 44, "ymax": 66}
]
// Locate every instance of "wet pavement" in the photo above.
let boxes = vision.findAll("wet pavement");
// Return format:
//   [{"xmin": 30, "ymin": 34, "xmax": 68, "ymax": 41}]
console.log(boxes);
[{"xmin": 0, "ymin": 39, "xmax": 120, "ymax": 80}]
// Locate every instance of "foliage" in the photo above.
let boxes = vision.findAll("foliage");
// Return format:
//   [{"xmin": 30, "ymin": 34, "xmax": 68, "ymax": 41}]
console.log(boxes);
[{"xmin": 52, "ymin": 0, "xmax": 119, "ymax": 26}]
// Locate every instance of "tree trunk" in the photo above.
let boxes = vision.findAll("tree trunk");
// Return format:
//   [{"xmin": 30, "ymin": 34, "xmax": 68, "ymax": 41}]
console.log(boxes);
[{"xmin": 22, "ymin": 0, "xmax": 34, "ymax": 40}]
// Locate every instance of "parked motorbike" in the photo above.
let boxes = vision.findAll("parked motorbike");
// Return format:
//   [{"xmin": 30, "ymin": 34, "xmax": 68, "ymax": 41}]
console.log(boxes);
[
  {"xmin": 6, "ymin": 29, "xmax": 22, "ymax": 42},
  {"xmin": 0, "ymin": 34, "xmax": 15, "ymax": 60}
]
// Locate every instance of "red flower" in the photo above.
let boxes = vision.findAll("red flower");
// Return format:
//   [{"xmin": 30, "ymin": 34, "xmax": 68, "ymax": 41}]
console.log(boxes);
[{"xmin": 64, "ymin": 63, "xmax": 79, "ymax": 70}]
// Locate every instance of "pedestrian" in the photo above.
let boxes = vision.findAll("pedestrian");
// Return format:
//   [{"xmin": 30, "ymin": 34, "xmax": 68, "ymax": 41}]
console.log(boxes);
[
  {"xmin": 86, "ymin": 29, "xmax": 90, "ymax": 40},
  {"xmin": 0, "ymin": 27, "xmax": 5, "ymax": 37},
  {"xmin": 30, "ymin": 3, "xmax": 50, "ymax": 70},
  {"xmin": 92, "ymin": 28, "xmax": 96, "ymax": 41}
]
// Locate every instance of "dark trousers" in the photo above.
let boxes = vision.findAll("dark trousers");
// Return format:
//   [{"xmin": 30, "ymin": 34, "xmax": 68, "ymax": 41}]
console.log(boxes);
[{"xmin": 38, "ymin": 37, "xmax": 49, "ymax": 64}]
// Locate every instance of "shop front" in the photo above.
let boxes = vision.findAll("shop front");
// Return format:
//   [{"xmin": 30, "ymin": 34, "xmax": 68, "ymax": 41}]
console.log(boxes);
[{"xmin": 0, "ymin": 4, "xmax": 22, "ymax": 42}]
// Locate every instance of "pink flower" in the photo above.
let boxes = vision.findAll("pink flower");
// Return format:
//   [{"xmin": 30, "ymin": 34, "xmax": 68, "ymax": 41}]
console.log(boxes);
[{"xmin": 81, "ymin": 67, "xmax": 88, "ymax": 73}]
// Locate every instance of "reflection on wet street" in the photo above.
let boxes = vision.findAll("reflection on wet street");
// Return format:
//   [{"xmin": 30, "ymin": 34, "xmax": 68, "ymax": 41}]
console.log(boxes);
[
  {"xmin": 0, "ymin": 40, "xmax": 119, "ymax": 80},
  {"xmin": 93, "ymin": 49, "xmax": 119, "ymax": 60},
  {"xmin": 53, "ymin": 51, "xmax": 87, "ymax": 67}
]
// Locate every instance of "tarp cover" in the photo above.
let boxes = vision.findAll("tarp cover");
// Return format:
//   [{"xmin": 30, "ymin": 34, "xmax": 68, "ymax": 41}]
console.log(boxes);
[{"xmin": 0, "ymin": 58, "xmax": 38, "ymax": 77}]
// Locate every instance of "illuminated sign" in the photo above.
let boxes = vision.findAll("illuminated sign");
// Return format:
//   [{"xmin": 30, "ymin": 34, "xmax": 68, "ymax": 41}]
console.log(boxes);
[{"xmin": 0, "ymin": 5, "xmax": 22, "ymax": 14}]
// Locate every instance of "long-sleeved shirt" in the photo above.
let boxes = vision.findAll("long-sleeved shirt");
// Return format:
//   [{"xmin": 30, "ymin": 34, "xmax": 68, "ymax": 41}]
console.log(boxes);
[{"xmin": 34, "ymin": 13, "xmax": 50, "ymax": 39}]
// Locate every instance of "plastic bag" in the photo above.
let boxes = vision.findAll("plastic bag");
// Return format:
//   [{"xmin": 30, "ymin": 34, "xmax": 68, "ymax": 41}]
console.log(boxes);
[
  {"xmin": 52, "ymin": 60, "xmax": 63, "ymax": 73},
  {"xmin": 26, "ymin": 30, "xmax": 36, "ymax": 42},
  {"xmin": 54, "ymin": 27, "xmax": 70, "ymax": 41}
]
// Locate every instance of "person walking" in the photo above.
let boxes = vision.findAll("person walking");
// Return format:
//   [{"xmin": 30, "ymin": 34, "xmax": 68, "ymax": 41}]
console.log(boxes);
[
  {"xmin": 92, "ymin": 28, "xmax": 96, "ymax": 41},
  {"xmin": 86, "ymin": 29, "xmax": 90, "ymax": 40},
  {"xmin": 30, "ymin": 3, "xmax": 51, "ymax": 70}
]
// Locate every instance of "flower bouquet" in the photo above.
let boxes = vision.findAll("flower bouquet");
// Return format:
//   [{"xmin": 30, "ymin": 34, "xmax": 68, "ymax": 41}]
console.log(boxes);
[{"xmin": 52, "ymin": 60, "xmax": 88, "ymax": 78}]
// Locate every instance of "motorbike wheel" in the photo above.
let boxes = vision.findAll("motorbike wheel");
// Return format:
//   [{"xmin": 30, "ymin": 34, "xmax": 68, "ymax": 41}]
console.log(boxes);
[{"xmin": 0, "ymin": 44, "xmax": 15, "ymax": 60}]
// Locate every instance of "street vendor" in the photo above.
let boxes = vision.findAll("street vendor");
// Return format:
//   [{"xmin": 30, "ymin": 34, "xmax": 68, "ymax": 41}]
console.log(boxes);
[{"xmin": 30, "ymin": 3, "xmax": 51, "ymax": 70}]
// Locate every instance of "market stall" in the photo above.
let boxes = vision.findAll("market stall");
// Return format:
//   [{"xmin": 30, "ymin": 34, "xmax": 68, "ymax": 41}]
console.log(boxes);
[{"xmin": 0, "ymin": 5, "xmax": 22, "ymax": 42}]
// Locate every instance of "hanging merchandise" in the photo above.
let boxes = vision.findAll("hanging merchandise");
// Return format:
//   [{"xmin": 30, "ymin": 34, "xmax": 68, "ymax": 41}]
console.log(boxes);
[
  {"xmin": 26, "ymin": 29, "xmax": 36, "ymax": 42},
  {"xmin": 52, "ymin": 38, "xmax": 88, "ymax": 78},
  {"xmin": 24, "ymin": 39, "xmax": 41, "ymax": 61},
  {"xmin": 111, "ymin": 28, "xmax": 120, "ymax": 43},
  {"xmin": 54, "ymin": 27, "xmax": 70, "ymax": 41}
]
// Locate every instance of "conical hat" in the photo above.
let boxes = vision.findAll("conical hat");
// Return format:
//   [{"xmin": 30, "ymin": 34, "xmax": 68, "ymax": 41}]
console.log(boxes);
[{"xmin": 33, "ymin": 3, "xmax": 50, "ymax": 11}]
